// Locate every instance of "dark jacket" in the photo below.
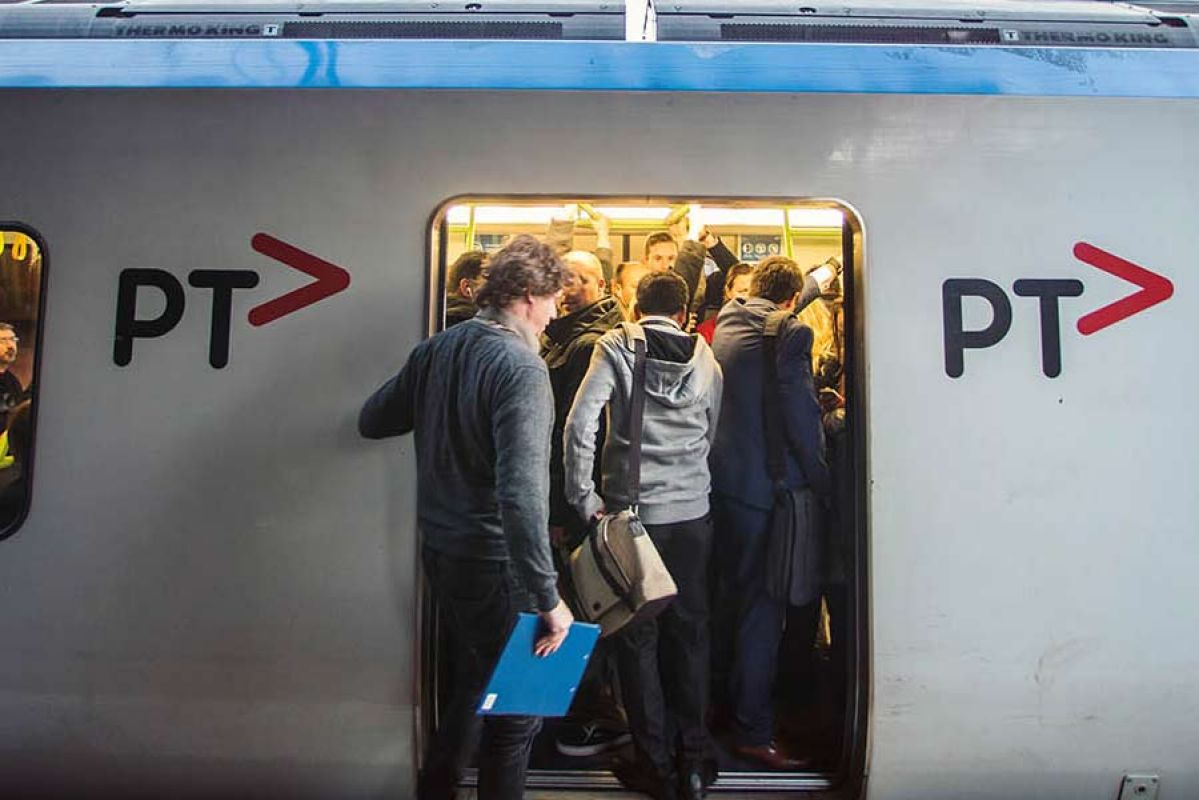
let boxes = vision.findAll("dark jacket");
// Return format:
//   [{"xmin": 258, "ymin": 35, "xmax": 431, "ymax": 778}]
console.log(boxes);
[
  {"xmin": 444, "ymin": 294, "xmax": 477, "ymax": 328},
  {"xmin": 710, "ymin": 296, "xmax": 830, "ymax": 511},
  {"xmin": 359, "ymin": 311, "xmax": 560, "ymax": 612},
  {"xmin": 541, "ymin": 296, "xmax": 623, "ymax": 528},
  {"xmin": 700, "ymin": 239, "xmax": 741, "ymax": 314},
  {"xmin": 673, "ymin": 240, "xmax": 708, "ymax": 312}
]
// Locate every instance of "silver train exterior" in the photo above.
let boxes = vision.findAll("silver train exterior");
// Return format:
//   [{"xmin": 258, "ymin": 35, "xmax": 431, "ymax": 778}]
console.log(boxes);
[{"xmin": 1, "ymin": 2, "xmax": 1197, "ymax": 798}]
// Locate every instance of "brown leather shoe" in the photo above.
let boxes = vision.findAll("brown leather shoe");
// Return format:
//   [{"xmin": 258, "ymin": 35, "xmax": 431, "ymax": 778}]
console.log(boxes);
[{"xmin": 732, "ymin": 741, "xmax": 810, "ymax": 770}]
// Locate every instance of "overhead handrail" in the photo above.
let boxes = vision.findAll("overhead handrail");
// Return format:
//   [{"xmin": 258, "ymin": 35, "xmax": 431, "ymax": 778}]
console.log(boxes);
[{"xmin": 464, "ymin": 205, "xmax": 476, "ymax": 252}]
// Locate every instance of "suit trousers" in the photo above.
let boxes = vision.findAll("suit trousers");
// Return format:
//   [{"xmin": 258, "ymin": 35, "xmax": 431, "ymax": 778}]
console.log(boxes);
[{"xmin": 712, "ymin": 493, "xmax": 786, "ymax": 747}]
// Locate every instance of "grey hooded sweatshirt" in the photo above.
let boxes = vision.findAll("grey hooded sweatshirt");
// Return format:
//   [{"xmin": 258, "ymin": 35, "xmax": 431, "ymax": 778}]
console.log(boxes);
[{"xmin": 564, "ymin": 317, "xmax": 723, "ymax": 526}]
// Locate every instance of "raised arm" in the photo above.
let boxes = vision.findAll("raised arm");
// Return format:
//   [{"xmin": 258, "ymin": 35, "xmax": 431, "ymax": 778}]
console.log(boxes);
[
  {"xmin": 592, "ymin": 211, "xmax": 615, "ymax": 286},
  {"xmin": 673, "ymin": 240, "xmax": 707, "ymax": 309},
  {"xmin": 701, "ymin": 229, "xmax": 739, "ymax": 271},
  {"xmin": 697, "ymin": 228, "xmax": 739, "ymax": 311}
]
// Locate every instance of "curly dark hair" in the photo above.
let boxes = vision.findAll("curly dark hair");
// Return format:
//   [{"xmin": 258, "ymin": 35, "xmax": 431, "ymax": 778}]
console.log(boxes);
[
  {"xmin": 445, "ymin": 250, "xmax": 487, "ymax": 292},
  {"xmin": 751, "ymin": 255, "xmax": 806, "ymax": 304},
  {"xmin": 636, "ymin": 271, "xmax": 689, "ymax": 317},
  {"xmin": 475, "ymin": 234, "xmax": 566, "ymax": 310}
]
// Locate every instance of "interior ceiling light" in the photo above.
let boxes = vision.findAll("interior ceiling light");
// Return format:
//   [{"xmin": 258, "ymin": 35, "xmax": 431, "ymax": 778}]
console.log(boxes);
[{"xmin": 447, "ymin": 205, "xmax": 844, "ymax": 228}]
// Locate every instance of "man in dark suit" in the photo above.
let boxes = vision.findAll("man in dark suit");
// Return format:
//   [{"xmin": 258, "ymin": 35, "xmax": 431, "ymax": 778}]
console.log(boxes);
[{"xmin": 709, "ymin": 257, "xmax": 829, "ymax": 770}]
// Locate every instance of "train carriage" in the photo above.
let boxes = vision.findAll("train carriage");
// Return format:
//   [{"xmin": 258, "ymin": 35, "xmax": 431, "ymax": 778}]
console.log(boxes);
[{"xmin": 0, "ymin": 1, "xmax": 1196, "ymax": 797}]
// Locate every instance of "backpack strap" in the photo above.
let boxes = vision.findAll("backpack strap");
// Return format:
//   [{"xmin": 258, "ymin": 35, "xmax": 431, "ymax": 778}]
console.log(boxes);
[
  {"xmin": 762, "ymin": 310, "xmax": 791, "ymax": 487},
  {"xmin": 618, "ymin": 322, "xmax": 648, "ymax": 511}
]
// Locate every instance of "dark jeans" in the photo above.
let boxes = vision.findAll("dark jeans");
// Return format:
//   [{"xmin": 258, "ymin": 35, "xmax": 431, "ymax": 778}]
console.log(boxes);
[
  {"xmin": 711, "ymin": 493, "xmax": 784, "ymax": 747},
  {"xmin": 613, "ymin": 515, "xmax": 713, "ymax": 780},
  {"xmin": 419, "ymin": 547, "xmax": 542, "ymax": 800}
]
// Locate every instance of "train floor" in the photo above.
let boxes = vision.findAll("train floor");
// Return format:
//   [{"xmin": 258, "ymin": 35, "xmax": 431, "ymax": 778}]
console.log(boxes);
[
  {"xmin": 445, "ymin": 597, "xmax": 854, "ymax": 793},
  {"xmin": 529, "ymin": 697, "xmax": 845, "ymax": 769},
  {"xmin": 524, "ymin": 647, "xmax": 848, "ymax": 788}
]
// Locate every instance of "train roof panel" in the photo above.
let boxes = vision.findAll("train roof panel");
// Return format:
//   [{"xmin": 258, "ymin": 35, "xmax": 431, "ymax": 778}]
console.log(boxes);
[
  {"xmin": 664, "ymin": 0, "xmax": 1164, "ymax": 22},
  {"xmin": 1128, "ymin": 0, "xmax": 1199, "ymax": 12},
  {"xmin": 657, "ymin": 0, "xmax": 1197, "ymax": 47},
  {"xmin": 109, "ymin": 0, "xmax": 617, "ymax": 10},
  {"xmin": 0, "ymin": 0, "xmax": 626, "ymax": 38},
  {"xmin": 0, "ymin": 0, "xmax": 1194, "ymax": 47}
]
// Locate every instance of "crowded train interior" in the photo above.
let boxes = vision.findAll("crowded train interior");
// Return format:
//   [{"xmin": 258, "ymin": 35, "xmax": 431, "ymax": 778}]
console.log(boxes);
[{"xmin": 425, "ymin": 200, "xmax": 866, "ymax": 792}]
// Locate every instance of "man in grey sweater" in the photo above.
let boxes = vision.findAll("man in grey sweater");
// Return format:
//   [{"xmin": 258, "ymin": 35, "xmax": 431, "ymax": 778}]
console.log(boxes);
[
  {"xmin": 564, "ymin": 272, "xmax": 723, "ymax": 800},
  {"xmin": 359, "ymin": 235, "xmax": 573, "ymax": 800}
]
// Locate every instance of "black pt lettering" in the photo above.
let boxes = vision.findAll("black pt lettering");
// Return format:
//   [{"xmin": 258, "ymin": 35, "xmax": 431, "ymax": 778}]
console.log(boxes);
[
  {"xmin": 1012, "ymin": 278, "xmax": 1084, "ymax": 378},
  {"xmin": 942, "ymin": 278, "xmax": 1012, "ymax": 378},
  {"xmin": 114, "ymin": 268, "xmax": 185, "ymax": 367},
  {"xmin": 188, "ymin": 269, "xmax": 260, "ymax": 369}
]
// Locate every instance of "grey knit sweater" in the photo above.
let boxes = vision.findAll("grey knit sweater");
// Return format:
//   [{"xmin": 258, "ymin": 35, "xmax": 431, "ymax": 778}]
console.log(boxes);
[{"xmin": 358, "ymin": 309, "xmax": 560, "ymax": 612}]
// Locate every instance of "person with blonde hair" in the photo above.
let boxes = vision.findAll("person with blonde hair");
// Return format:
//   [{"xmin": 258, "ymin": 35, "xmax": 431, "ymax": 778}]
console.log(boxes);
[{"xmin": 796, "ymin": 290, "xmax": 836, "ymax": 371}]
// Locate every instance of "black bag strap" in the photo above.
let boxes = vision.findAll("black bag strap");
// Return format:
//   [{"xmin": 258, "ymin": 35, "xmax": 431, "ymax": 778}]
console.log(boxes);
[
  {"xmin": 622, "ymin": 323, "xmax": 648, "ymax": 509},
  {"xmin": 762, "ymin": 310, "xmax": 791, "ymax": 487}
]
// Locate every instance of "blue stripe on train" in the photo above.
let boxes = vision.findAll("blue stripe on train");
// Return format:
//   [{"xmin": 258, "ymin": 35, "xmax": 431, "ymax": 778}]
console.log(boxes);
[{"xmin": 1, "ymin": 40, "xmax": 1198, "ymax": 96}]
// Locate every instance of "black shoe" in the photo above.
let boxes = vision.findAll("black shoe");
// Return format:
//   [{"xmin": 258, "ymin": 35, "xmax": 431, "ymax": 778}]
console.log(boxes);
[
  {"xmin": 679, "ymin": 769, "xmax": 706, "ymax": 800},
  {"xmin": 555, "ymin": 721, "xmax": 632, "ymax": 757},
  {"xmin": 612, "ymin": 758, "xmax": 677, "ymax": 800}
]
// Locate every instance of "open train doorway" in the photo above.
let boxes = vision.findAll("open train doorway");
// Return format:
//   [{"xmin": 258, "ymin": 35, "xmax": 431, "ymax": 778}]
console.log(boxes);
[{"xmin": 422, "ymin": 198, "xmax": 868, "ymax": 795}]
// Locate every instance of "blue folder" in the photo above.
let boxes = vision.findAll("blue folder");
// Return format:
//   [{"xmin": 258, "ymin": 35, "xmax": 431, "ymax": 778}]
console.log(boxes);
[{"xmin": 477, "ymin": 613, "xmax": 600, "ymax": 717}]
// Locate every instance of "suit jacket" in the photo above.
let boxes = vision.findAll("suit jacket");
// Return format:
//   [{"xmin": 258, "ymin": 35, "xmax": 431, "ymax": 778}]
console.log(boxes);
[{"xmin": 710, "ymin": 296, "xmax": 830, "ymax": 511}]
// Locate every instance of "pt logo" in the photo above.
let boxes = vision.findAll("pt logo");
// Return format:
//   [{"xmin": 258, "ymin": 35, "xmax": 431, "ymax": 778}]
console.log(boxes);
[
  {"xmin": 114, "ymin": 234, "xmax": 351, "ymax": 368},
  {"xmin": 942, "ymin": 242, "xmax": 1174, "ymax": 378}
]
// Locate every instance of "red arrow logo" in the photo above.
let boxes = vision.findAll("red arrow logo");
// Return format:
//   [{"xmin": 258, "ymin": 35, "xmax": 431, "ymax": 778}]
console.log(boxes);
[
  {"xmin": 1074, "ymin": 242, "xmax": 1173, "ymax": 336},
  {"xmin": 247, "ymin": 233, "xmax": 350, "ymax": 327}
]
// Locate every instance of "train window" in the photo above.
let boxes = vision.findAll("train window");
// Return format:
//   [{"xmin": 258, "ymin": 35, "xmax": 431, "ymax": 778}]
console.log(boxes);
[
  {"xmin": 424, "ymin": 199, "xmax": 866, "ymax": 795},
  {"xmin": 0, "ymin": 227, "xmax": 44, "ymax": 540}
]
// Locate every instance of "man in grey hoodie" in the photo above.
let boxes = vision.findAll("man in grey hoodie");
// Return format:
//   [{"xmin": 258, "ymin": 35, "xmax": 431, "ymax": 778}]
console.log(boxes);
[
  {"xmin": 359, "ymin": 235, "xmax": 574, "ymax": 800},
  {"xmin": 564, "ymin": 272, "xmax": 723, "ymax": 800}
]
